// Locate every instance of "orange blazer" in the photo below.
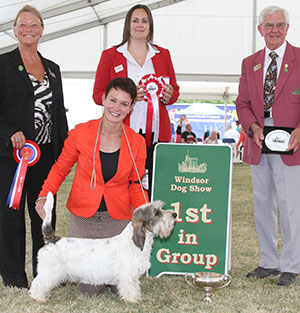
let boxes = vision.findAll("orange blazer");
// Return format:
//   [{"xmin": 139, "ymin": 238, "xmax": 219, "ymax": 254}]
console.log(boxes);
[{"xmin": 39, "ymin": 118, "xmax": 149, "ymax": 219}]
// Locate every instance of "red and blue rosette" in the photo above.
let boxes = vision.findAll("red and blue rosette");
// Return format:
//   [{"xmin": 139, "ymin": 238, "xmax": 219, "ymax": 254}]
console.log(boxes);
[
  {"xmin": 139, "ymin": 74, "xmax": 165, "ymax": 146},
  {"xmin": 7, "ymin": 140, "xmax": 41, "ymax": 210}
]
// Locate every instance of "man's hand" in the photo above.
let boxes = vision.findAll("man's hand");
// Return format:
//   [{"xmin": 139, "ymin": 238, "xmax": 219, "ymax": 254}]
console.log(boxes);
[
  {"xmin": 251, "ymin": 123, "xmax": 264, "ymax": 149},
  {"xmin": 288, "ymin": 128, "xmax": 300, "ymax": 152}
]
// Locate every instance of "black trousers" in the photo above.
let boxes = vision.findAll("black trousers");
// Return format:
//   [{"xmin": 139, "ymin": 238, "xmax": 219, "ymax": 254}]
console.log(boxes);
[
  {"xmin": 0, "ymin": 144, "xmax": 56, "ymax": 288},
  {"xmin": 146, "ymin": 142, "xmax": 157, "ymax": 200},
  {"xmin": 138, "ymin": 131, "xmax": 158, "ymax": 200}
]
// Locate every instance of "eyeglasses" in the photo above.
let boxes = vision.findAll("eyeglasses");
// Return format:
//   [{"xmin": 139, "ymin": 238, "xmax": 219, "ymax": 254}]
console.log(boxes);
[{"xmin": 263, "ymin": 22, "xmax": 287, "ymax": 30}]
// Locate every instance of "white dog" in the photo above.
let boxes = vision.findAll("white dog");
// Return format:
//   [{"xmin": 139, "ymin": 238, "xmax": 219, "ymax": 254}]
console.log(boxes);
[{"xmin": 29, "ymin": 192, "xmax": 177, "ymax": 303}]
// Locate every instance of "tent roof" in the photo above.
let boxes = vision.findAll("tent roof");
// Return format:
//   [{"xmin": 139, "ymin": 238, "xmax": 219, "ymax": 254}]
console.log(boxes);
[
  {"xmin": 1, "ymin": 0, "xmax": 300, "ymax": 100},
  {"xmin": 0, "ymin": 0, "xmax": 186, "ymax": 54}
]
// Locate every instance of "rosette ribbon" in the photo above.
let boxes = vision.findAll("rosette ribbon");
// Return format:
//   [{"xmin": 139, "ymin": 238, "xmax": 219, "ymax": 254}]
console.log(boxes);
[
  {"xmin": 139, "ymin": 74, "xmax": 165, "ymax": 146},
  {"xmin": 7, "ymin": 140, "xmax": 41, "ymax": 210}
]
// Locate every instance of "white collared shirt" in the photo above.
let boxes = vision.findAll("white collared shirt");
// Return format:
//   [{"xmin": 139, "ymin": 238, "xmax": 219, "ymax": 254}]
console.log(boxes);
[
  {"xmin": 263, "ymin": 40, "xmax": 287, "ymax": 80},
  {"xmin": 117, "ymin": 42, "xmax": 160, "ymax": 135}
]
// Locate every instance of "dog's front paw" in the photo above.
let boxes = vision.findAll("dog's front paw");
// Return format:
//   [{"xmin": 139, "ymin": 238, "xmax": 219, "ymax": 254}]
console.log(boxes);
[
  {"xmin": 123, "ymin": 296, "xmax": 141, "ymax": 303},
  {"xmin": 29, "ymin": 294, "xmax": 48, "ymax": 303},
  {"xmin": 121, "ymin": 291, "xmax": 142, "ymax": 303},
  {"xmin": 31, "ymin": 297, "xmax": 48, "ymax": 303},
  {"xmin": 29, "ymin": 289, "xmax": 48, "ymax": 303}
]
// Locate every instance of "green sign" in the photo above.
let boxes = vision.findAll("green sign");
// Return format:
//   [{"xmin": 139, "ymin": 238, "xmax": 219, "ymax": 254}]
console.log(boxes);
[{"xmin": 149, "ymin": 143, "xmax": 232, "ymax": 277}]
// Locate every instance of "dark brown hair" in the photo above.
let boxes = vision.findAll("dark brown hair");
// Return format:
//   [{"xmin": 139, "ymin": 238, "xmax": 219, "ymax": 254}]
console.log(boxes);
[
  {"xmin": 117, "ymin": 4, "xmax": 154, "ymax": 47},
  {"xmin": 105, "ymin": 77, "xmax": 137, "ymax": 105}
]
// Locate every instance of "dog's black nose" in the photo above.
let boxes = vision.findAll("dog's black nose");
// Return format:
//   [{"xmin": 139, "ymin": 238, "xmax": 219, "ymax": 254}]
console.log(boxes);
[{"xmin": 172, "ymin": 212, "xmax": 177, "ymax": 218}]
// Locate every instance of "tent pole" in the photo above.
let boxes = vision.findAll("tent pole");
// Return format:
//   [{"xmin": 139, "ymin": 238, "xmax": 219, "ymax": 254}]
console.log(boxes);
[
  {"xmin": 103, "ymin": 23, "xmax": 108, "ymax": 49},
  {"xmin": 223, "ymin": 87, "xmax": 230, "ymax": 132}
]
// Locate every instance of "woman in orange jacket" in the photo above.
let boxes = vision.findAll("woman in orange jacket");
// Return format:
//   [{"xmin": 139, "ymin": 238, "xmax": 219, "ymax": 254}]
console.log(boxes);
[{"xmin": 35, "ymin": 77, "xmax": 148, "ymax": 294}]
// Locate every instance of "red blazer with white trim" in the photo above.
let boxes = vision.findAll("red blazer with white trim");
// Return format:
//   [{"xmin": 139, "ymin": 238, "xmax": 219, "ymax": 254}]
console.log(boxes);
[{"xmin": 93, "ymin": 45, "xmax": 179, "ymax": 142}]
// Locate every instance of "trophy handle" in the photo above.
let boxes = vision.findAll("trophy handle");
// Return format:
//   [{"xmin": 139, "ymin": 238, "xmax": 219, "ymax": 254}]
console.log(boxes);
[
  {"xmin": 220, "ymin": 274, "xmax": 231, "ymax": 289},
  {"xmin": 184, "ymin": 274, "xmax": 197, "ymax": 288}
]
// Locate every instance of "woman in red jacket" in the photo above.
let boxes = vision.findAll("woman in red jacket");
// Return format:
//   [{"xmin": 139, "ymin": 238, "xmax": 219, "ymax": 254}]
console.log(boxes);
[
  {"xmin": 35, "ymin": 77, "xmax": 148, "ymax": 294},
  {"xmin": 93, "ymin": 4, "xmax": 179, "ymax": 198}
]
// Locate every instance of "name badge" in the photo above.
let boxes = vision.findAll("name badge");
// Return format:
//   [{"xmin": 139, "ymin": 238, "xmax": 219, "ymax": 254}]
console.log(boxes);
[
  {"xmin": 253, "ymin": 64, "xmax": 261, "ymax": 72},
  {"xmin": 262, "ymin": 126, "xmax": 293, "ymax": 155},
  {"xmin": 114, "ymin": 64, "xmax": 124, "ymax": 73}
]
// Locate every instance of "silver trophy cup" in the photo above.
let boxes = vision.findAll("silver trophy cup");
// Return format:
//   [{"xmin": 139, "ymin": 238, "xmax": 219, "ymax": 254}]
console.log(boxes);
[{"xmin": 185, "ymin": 272, "xmax": 231, "ymax": 304}]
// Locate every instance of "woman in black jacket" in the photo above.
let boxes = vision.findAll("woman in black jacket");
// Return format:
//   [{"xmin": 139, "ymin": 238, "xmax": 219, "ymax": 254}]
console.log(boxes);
[{"xmin": 0, "ymin": 5, "xmax": 68, "ymax": 288}]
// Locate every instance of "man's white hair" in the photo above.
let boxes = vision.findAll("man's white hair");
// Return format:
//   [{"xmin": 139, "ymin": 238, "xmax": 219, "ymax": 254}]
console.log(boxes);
[{"xmin": 258, "ymin": 6, "xmax": 289, "ymax": 25}]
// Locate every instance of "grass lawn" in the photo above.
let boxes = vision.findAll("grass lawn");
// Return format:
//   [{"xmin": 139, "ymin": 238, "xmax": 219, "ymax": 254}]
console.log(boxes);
[{"xmin": 0, "ymin": 163, "xmax": 299, "ymax": 313}]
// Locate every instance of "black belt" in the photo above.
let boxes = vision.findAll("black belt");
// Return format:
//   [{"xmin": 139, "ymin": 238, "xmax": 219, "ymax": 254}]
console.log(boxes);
[{"xmin": 264, "ymin": 111, "xmax": 272, "ymax": 118}]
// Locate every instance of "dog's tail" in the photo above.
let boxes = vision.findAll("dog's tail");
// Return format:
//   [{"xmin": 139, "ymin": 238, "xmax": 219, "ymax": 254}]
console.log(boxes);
[{"xmin": 42, "ymin": 192, "xmax": 60, "ymax": 244}]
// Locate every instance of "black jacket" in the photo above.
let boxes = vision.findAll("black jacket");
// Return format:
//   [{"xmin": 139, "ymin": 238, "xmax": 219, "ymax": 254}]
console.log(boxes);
[{"xmin": 0, "ymin": 48, "xmax": 68, "ymax": 159}]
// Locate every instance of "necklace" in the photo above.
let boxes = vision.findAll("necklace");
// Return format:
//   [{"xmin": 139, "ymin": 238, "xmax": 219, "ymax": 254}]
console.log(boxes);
[
  {"xmin": 128, "ymin": 47, "xmax": 147, "ymax": 66},
  {"xmin": 132, "ymin": 54, "xmax": 144, "ymax": 66}
]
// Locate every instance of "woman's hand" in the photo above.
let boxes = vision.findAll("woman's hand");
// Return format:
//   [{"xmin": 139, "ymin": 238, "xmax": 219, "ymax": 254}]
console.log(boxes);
[
  {"xmin": 136, "ymin": 84, "xmax": 146, "ymax": 102},
  {"xmin": 162, "ymin": 84, "xmax": 174, "ymax": 103},
  {"xmin": 10, "ymin": 131, "xmax": 26, "ymax": 150},
  {"xmin": 136, "ymin": 83, "xmax": 173, "ymax": 103},
  {"xmin": 35, "ymin": 198, "xmax": 47, "ymax": 220}
]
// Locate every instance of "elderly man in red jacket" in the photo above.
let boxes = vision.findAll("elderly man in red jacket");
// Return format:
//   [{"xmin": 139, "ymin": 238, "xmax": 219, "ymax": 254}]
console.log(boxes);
[{"xmin": 236, "ymin": 5, "xmax": 300, "ymax": 286}]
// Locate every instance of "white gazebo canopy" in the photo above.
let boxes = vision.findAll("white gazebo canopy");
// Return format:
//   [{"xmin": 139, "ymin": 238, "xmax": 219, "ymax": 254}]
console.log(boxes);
[{"xmin": 1, "ymin": 0, "xmax": 299, "ymax": 127}]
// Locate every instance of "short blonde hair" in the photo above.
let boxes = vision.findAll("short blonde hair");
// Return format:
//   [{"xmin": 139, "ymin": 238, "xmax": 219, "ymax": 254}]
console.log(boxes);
[{"xmin": 14, "ymin": 5, "xmax": 44, "ymax": 27}]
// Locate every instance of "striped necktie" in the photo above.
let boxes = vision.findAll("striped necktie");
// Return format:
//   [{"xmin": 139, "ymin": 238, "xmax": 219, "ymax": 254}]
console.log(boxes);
[{"xmin": 264, "ymin": 51, "xmax": 278, "ymax": 110}]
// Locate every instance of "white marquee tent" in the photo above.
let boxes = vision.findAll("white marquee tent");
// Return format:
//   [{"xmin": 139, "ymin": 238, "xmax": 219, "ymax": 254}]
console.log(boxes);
[{"xmin": 1, "ymin": 0, "xmax": 300, "ymax": 128}]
